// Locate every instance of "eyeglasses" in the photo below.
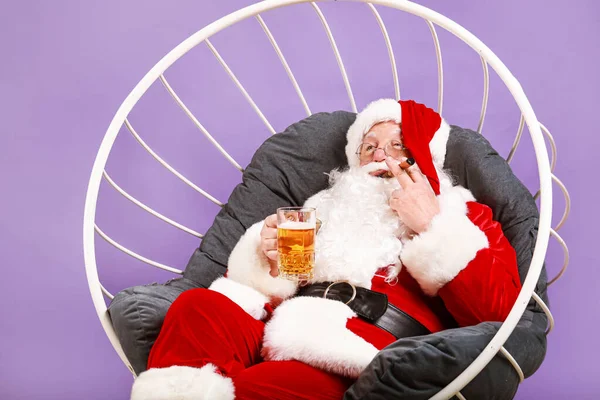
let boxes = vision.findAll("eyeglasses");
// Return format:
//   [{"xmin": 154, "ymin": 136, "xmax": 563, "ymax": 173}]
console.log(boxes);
[{"xmin": 355, "ymin": 140, "xmax": 408, "ymax": 163}]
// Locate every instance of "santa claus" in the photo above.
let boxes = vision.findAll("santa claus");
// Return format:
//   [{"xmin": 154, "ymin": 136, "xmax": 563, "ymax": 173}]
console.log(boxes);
[{"xmin": 130, "ymin": 99, "xmax": 522, "ymax": 400}]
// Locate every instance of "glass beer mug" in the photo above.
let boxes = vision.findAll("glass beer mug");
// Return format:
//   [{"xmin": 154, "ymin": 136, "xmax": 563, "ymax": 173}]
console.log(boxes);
[{"xmin": 276, "ymin": 207, "xmax": 316, "ymax": 281}]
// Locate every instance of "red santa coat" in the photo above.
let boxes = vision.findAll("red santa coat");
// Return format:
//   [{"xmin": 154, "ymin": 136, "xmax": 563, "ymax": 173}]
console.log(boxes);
[{"xmin": 209, "ymin": 180, "xmax": 521, "ymax": 379}]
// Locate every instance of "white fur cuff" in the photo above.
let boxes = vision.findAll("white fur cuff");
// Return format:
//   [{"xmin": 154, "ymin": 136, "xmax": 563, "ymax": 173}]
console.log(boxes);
[
  {"xmin": 262, "ymin": 296, "xmax": 379, "ymax": 378},
  {"xmin": 131, "ymin": 364, "xmax": 234, "ymax": 400},
  {"xmin": 401, "ymin": 196, "xmax": 489, "ymax": 296},
  {"xmin": 209, "ymin": 277, "xmax": 269, "ymax": 320}
]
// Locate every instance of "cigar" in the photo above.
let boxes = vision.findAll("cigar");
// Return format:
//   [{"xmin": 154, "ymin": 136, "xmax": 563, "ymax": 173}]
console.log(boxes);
[
  {"xmin": 383, "ymin": 158, "xmax": 415, "ymax": 178},
  {"xmin": 399, "ymin": 158, "xmax": 415, "ymax": 170}
]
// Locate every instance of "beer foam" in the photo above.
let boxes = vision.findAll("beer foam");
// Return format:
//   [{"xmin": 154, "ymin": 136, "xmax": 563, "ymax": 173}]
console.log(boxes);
[{"xmin": 278, "ymin": 221, "xmax": 315, "ymax": 230}]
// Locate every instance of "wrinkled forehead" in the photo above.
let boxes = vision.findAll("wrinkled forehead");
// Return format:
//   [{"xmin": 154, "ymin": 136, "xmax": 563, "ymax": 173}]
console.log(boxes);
[{"xmin": 363, "ymin": 122, "xmax": 402, "ymax": 142}]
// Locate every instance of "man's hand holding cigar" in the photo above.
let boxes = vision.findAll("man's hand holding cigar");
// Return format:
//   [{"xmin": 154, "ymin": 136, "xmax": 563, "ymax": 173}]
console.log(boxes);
[{"xmin": 385, "ymin": 156, "xmax": 441, "ymax": 235}]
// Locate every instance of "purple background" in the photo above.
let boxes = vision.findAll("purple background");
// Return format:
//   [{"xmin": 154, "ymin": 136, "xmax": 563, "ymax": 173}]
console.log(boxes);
[{"xmin": 1, "ymin": 0, "xmax": 598, "ymax": 398}]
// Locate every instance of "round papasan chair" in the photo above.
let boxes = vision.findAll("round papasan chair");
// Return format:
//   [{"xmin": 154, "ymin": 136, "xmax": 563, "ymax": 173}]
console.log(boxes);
[{"xmin": 83, "ymin": 1, "xmax": 570, "ymax": 399}]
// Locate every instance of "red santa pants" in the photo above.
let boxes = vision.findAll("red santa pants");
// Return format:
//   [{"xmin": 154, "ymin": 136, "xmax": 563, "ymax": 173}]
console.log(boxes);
[{"xmin": 148, "ymin": 289, "xmax": 353, "ymax": 399}]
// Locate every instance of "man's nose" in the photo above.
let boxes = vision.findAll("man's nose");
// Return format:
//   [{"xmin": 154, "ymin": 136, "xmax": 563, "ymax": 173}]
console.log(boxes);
[{"xmin": 373, "ymin": 148, "xmax": 386, "ymax": 162}]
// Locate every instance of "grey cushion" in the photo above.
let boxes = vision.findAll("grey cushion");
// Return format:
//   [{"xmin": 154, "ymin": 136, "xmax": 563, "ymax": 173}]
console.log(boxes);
[
  {"xmin": 108, "ymin": 277, "xmax": 201, "ymax": 374},
  {"xmin": 109, "ymin": 111, "xmax": 548, "ymax": 399}
]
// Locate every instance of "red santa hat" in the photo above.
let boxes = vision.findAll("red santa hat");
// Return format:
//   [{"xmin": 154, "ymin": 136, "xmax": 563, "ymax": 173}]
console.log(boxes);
[{"xmin": 345, "ymin": 99, "xmax": 450, "ymax": 195}]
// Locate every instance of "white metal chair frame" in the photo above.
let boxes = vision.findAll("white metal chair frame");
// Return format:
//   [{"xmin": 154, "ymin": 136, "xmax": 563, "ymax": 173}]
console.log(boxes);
[{"xmin": 83, "ymin": 1, "xmax": 571, "ymax": 399}]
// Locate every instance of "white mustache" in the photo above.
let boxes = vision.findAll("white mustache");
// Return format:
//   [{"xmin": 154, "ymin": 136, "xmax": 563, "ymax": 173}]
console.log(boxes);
[{"xmin": 361, "ymin": 161, "xmax": 390, "ymax": 173}]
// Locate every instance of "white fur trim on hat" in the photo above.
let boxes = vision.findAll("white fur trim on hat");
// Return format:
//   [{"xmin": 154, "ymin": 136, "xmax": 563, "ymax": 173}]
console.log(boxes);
[
  {"xmin": 400, "ymin": 185, "xmax": 489, "ymax": 296},
  {"xmin": 345, "ymin": 99, "xmax": 451, "ymax": 169},
  {"xmin": 131, "ymin": 364, "xmax": 235, "ymax": 400},
  {"xmin": 430, "ymin": 118, "xmax": 451, "ymax": 167},
  {"xmin": 262, "ymin": 296, "xmax": 379, "ymax": 379}
]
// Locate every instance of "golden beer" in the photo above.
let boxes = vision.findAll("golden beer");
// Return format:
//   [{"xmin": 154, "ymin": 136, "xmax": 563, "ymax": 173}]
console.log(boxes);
[{"xmin": 277, "ymin": 208, "xmax": 316, "ymax": 281}]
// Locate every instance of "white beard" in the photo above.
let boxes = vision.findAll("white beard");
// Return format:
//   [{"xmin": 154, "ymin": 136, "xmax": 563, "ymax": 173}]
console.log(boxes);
[{"xmin": 305, "ymin": 166, "xmax": 409, "ymax": 289}]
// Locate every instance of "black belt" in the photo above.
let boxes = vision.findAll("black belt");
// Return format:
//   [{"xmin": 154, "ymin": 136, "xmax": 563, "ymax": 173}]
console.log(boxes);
[{"xmin": 297, "ymin": 281, "xmax": 430, "ymax": 339}]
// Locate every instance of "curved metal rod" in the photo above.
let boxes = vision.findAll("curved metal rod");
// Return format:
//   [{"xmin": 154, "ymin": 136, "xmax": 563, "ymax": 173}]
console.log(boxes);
[
  {"xmin": 95, "ymin": 224, "xmax": 184, "ymax": 275},
  {"xmin": 499, "ymin": 346, "xmax": 525, "ymax": 383},
  {"xmin": 477, "ymin": 57, "xmax": 489, "ymax": 133},
  {"xmin": 256, "ymin": 14, "xmax": 312, "ymax": 117},
  {"xmin": 550, "ymin": 174, "xmax": 570, "ymax": 231},
  {"xmin": 533, "ymin": 174, "xmax": 570, "ymax": 232},
  {"xmin": 310, "ymin": 2, "xmax": 357, "ymax": 112},
  {"xmin": 548, "ymin": 228, "xmax": 569, "ymax": 286},
  {"xmin": 506, "ymin": 114, "xmax": 525, "ymax": 164},
  {"xmin": 100, "ymin": 284, "xmax": 114, "ymax": 300},
  {"xmin": 367, "ymin": 3, "xmax": 400, "ymax": 100},
  {"xmin": 424, "ymin": 20, "xmax": 444, "ymax": 115},
  {"xmin": 540, "ymin": 123, "xmax": 557, "ymax": 173},
  {"xmin": 124, "ymin": 119, "xmax": 224, "ymax": 207},
  {"xmin": 102, "ymin": 171, "xmax": 204, "ymax": 239},
  {"xmin": 159, "ymin": 75, "xmax": 243, "ymax": 171},
  {"xmin": 525, "ymin": 123, "xmax": 565, "ymax": 229},
  {"xmin": 531, "ymin": 292, "xmax": 555, "ymax": 335},
  {"xmin": 205, "ymin": 39, "xmax": 276, "ymax": 134}
]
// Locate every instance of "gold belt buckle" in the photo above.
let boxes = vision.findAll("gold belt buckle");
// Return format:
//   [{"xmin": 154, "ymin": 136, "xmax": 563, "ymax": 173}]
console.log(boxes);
[{"xmin": 323, "ymin": 281, "xmax": 357, "ymax": 305}]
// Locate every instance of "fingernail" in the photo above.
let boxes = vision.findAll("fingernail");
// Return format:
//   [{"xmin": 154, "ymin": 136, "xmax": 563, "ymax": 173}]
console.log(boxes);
[{"xmin": 406, "ymin": 158, "xmax": 415, "ymax": 165}]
